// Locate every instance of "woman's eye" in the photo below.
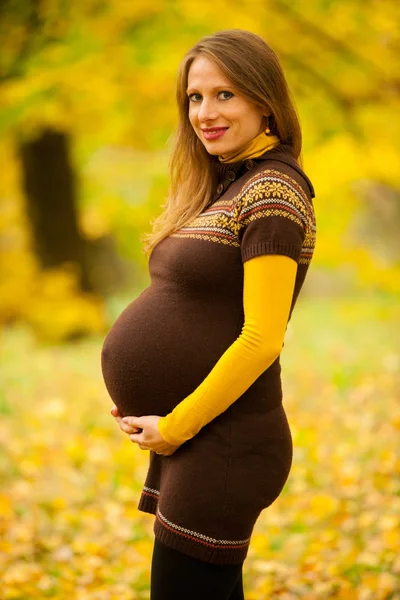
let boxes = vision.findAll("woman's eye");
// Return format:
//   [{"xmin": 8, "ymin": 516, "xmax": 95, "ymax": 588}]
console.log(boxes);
[
  {"xmin": 188, "ymin": 91, "xmax": 234, "ymax": 102},
  {"xmin": 218, "ymin": 91, "xmax": 234, "ymax": 100},
  {"xmin": 189, "ymin": 93, "xmax": 202, "ymax": 102}
]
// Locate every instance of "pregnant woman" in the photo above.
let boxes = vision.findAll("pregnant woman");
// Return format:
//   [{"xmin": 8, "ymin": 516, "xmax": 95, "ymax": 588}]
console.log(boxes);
[{"xmin": 101, "ymin": 29, "xmax": 317, "ymax": 600}]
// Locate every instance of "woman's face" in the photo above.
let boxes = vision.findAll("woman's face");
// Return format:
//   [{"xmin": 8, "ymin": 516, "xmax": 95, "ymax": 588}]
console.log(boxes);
[{"xmin": 187, "ymin": 55, "xmax": 267, "ymax": 156}]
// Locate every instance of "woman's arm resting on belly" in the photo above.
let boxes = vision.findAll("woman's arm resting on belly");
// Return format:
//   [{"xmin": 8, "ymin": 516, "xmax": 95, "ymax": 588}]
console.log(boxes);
[{"xmin": 157, "ymin": 253, "xmax": 298, "ymax": 446}]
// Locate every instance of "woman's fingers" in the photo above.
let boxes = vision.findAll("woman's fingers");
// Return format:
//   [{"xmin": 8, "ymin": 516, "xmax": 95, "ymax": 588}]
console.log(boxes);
[
  {"xmin": 111, "ymin": 405, "xmax": 122, "ymax": 423},
  {"xmin": 120, "ymin": 421, "xmax": 141, "ymax": 434},
  {"xmin": 119, "ymin": 421, "xmax": 132, "ymax": 433},
  {"xmin": 111, "ymin": 406, "xmax": 142, "ymax": 436},
  {"xmin": 111, "ymin": 406, "xmax": 140, "ymax": 432}
]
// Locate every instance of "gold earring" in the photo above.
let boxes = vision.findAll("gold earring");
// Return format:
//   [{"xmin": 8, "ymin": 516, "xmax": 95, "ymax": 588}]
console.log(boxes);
[{"xmin": 265, "ymin": 115, "xmax": 271, "ymax": 135}]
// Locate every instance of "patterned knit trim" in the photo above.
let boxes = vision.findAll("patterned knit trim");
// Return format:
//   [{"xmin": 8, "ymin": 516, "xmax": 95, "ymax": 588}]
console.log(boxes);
[
  {"xmin": 169, "ymin": 168, "xmax": 316, "ymax": 266},
  {"xmin": 171, "ymin": 231, "xmax": 240, "ymax": 247},
  {"xmin": 240, "ymin": 168, "xmax": 312, "ymax": 207},
  {"xmin": 242, "ymin": 240, "xmax": 301, "ymax": 263},
  {"xmin": 142, "ymin": 485, "xmax": 160, "ymax": 501},
  {"xmin": 236, "ymin": 169, "xmax": 311, "ymax": 231},
  {"xmin": 156, "ymin": 507, "xmax": 251, "ymax": 550}
]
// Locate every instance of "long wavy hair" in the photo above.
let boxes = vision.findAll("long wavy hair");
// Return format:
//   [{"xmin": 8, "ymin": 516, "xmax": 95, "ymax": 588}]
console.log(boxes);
[{"xmin": 142, "ymin": 29, "xmax": 303, "ymax": 257}]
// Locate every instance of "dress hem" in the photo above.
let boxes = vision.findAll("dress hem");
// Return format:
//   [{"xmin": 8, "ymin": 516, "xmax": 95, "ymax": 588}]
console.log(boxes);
[
  {"xmin": 137, "ymin": 490, "xmax": 250, "ymax": 565},
  {"xmin": 137, "ymin": 490, "xmax": 158, "ymax": 515}
]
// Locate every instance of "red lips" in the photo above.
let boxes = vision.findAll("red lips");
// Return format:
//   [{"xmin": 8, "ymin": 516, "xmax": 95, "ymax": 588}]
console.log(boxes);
[
  {"xmin": 201, "ymin": 126, "xmax": 229, "ymax": 141},
  {"xmin": 201, "ymin": 127, "xmax": 228, "ymax": 132}
]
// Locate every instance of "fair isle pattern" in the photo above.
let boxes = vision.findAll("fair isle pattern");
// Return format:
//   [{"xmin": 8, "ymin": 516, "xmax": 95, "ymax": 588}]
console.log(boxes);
[
  {"xmin": 142, "ymin": 485, "xmax": 160, "ymax": 501},
  {"xmin": 171, "ymin": 200, "xmax": 241, "ymax": 247},
  {"xmin": 170, "ymin": 169, "xmax": 316, "ymax": 265},
  {"xmin": 237, "ymin": 169, "xmax": 317, "ymax": 266},
  {"xmin": 237, "ymin": 170, "xmax": 309, "ymax": 230},
  {"xmin": 156, "ymin": 507, "xmax": 251, "ymax": 550}
]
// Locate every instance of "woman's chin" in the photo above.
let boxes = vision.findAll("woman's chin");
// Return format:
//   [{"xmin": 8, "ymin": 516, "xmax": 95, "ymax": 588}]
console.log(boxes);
[
  {"xmin": 204, "ymin": 140, "xmax": 243, "ymax": 157},
  {"xmin": 204, "ymin": 143, "xmax": 228, "ymax": 156}
]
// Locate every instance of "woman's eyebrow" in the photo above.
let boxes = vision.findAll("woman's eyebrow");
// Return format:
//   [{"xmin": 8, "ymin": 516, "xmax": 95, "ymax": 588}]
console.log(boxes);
[{"xmin": 186, "ymin": 85, "xmax": 235, "ymax": 94}]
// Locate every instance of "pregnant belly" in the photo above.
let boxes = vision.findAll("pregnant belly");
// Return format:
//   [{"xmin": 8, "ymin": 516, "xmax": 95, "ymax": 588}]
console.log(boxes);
[{"xmin": 101, "ymin": 288, "xmax": 230, "ymax": 418}]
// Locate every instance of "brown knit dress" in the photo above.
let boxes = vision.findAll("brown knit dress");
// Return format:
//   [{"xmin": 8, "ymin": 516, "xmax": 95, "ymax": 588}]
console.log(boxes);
[{"xmin": 101, "ymin": 144, "xmax": 317, "ymax": 565}]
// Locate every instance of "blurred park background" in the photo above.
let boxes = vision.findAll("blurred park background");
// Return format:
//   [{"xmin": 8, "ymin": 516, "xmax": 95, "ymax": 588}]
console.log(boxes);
[{"xmin": 1, "ymin": 1, "xmax": 399, "ymax": 598}]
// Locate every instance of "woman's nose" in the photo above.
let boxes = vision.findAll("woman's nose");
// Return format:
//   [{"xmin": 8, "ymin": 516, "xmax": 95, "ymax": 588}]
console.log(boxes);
[{"xmin": 197, "ymin": 99, "xmax": 218, "ymax": 122}]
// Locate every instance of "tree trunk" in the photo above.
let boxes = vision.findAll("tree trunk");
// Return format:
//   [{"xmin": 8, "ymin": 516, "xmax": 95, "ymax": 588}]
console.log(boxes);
[{"xmin": 18, "ymin": 127, "xmax": 92, "ymax": 291}]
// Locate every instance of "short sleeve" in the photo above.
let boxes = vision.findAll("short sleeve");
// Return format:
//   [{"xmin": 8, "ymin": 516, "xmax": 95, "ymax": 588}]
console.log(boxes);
[{"xmin": 236, "ymin": 168, "xmax": 309, "ymax": 264}]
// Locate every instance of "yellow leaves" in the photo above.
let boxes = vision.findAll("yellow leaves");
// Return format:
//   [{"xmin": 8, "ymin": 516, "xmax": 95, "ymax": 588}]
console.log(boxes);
[
  {"xmin": 252, "ymin": 531, "xmax": 269, "ymax": 548},
  {"xmin": 0, "ymin": 494, "xmax": 14, "ymax": 519},
  {"xmin": 1, "ymin": 296, "xmax": 400, "ymax": 597},
  {"xmin": 90, "ymin": 0, "xmax": 164, "ymax": 26},
  {"xmin": 309, "ymin": 133, "xmax": 364, "ymax": 193},
  {"xmin": 66, "ymin": 435, "xmax": 87, "ymax": 468},
  {"xmin": 384, "ymin": 528, "xmax": 400, "ymax": 551},
  {"xmin": 309, "ymin": 493, "xmax": 339, "ymax": 518},
  {"xmin": 80, "ymin": 206, "xmax": 109, "ymax": 239},
  {"xmin": 25, "ymin": 267, "xmax": 105, "ymax": 343},
  {"xmin": 1, "ymin": 4, "xmax": 400, "ymax": 329},
  {"xmin": 243, "ymin": 293, "xmax": 400, "ymax": 597},
  {"xmin": 40, "ymin": 396, "xmax": 67, "ymax": 418},
  {"xmin": 392, "ymin": 411, "xmax": 400, "ymax": 430},
  {"xmin": 2, "ymin": 562, "xmax": 43, "ymax": 585},
  {"xmin": 0, "ymin": 140, "xmax": 107, "ymax": 342},
  {"xmin": 306, "ymin": 126, "xmax": 400, "ymax": 293},
  {"xmin": 180, "ymin": 0, "xmax": 265, "ymax": 33},
  {"xmin": 71, "ymin": 535, "xmax": 109, "ymax": 557},
  {"xmin": 50, "ymin": 496, "xmax": 67, "ymax": 510}
]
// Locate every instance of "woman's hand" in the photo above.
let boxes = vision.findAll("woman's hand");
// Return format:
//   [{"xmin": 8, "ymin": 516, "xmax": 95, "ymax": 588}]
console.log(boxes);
[{"xmin": 110, "ymin": 405, "xmax": 182, "ymax": 456}]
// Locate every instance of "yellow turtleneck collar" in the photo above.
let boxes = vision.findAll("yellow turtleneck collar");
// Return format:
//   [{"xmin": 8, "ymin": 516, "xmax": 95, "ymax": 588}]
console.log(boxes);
[{"xmin": 218, "ymin": 131, "xmax": 280, "ymax": 164}]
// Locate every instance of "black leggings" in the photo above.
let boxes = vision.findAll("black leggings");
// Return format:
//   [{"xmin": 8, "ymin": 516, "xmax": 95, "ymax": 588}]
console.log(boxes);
[{"xmin": 150, "ymin": 538, "xmax": 245, "ymax": 600}]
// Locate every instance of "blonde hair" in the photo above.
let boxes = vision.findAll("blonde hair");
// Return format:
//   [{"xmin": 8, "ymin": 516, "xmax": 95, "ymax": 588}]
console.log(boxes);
[{"xmin": 142, "ymin": 29, "xmax": 303, "ymax": 257}]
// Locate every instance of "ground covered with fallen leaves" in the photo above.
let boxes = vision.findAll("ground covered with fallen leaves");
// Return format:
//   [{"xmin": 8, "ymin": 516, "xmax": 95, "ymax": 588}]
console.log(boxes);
[{"xmin": 1, "ymin": 296, "xmax": 399, "ymax": 599}]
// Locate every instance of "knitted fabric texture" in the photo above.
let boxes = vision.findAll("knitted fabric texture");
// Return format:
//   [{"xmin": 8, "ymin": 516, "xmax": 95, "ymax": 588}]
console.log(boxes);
[{"xmin": 101, "ymin": 144, "xmax": 317, "ymax": 564}]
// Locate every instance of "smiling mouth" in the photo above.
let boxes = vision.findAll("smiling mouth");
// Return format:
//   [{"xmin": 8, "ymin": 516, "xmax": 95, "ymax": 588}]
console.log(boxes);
[
  {"xmin": 201, "ymin": 127, "xmax": 229, "ymax": 140},
  {"xmin": 202, "ymin": 127, "xmax": 229, "ymax": 133}
]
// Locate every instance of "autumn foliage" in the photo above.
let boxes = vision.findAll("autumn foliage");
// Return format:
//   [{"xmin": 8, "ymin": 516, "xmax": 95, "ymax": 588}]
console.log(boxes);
[{"xmin": 0, "ymin": 0, "xmax": 399, "ymax": 597}]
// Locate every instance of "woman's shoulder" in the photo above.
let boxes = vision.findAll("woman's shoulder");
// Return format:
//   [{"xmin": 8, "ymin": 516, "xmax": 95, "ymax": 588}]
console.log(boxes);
[{"xmin": 240, "ymin": 146, "xmax": 315, "ymax": 202}]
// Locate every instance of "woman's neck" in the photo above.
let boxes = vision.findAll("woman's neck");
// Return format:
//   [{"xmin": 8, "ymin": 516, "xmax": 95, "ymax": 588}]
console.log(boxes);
[{"xmin": 218, "ymin": 131, "xmax": 280, "ymax": 164}]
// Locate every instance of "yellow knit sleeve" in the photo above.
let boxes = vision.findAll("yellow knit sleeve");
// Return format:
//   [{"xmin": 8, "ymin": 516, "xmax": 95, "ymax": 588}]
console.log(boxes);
[{"xmin": 157, "ymin": 253, "xmax": 298, "ymax": 446}]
